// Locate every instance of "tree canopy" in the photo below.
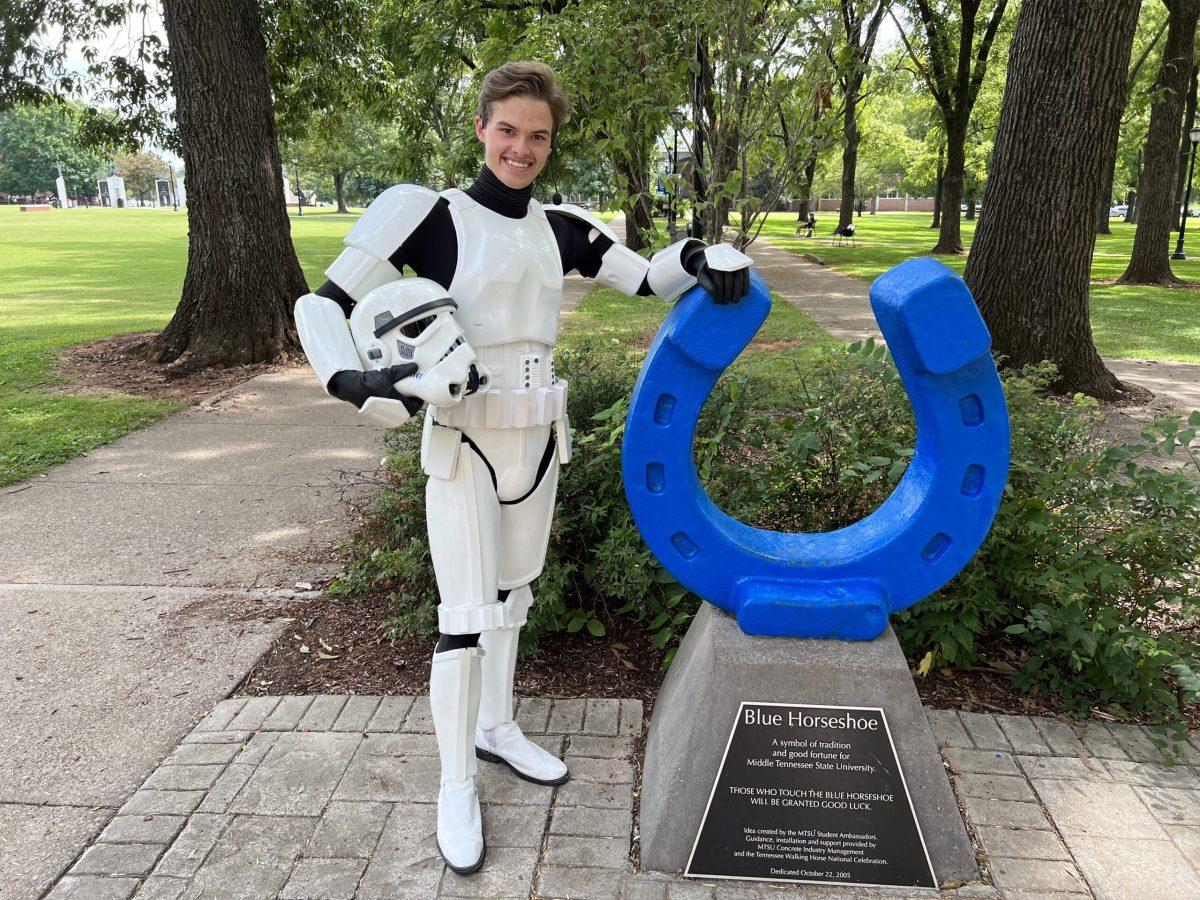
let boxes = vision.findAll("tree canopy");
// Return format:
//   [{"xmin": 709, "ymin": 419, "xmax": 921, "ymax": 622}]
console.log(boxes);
[{"xmin": 0, "ymin": 101, "xmax": 108, "ymax": 194}]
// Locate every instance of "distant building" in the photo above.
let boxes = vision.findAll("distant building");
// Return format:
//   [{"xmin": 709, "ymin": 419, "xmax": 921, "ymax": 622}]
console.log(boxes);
[{"xmin": 796, "ymin": 195, "xmax": 936, "ymax": 213}]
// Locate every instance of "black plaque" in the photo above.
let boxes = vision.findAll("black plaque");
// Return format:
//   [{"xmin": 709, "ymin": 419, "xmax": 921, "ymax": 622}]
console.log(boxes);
[{"xmin": 686, "ymin": 702, "xmax": 936, "ymax": 888}]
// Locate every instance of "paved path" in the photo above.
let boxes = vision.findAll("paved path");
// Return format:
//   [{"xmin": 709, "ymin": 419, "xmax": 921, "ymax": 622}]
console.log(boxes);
[
  {"xmin": 0, "ymin": 369, "xmax": 389, "ymax": 900},
  {"xmin": 748, "ymin": 238, "xmax": 1200, "ymax": 419},
  {"xmin": 45, "ymin": 697, "xmax": 1200, "ymax": 898}
]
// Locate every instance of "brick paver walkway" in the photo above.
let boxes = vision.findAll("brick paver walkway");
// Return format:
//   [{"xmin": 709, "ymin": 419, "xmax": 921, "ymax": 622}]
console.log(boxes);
[{"xmin": 46, "ymin": 697, "xmax": 1200, "ymax": 898}]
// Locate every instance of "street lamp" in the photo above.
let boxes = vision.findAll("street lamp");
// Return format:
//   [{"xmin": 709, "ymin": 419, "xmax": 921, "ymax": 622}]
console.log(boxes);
[
  {"xmin": 292, "ymin": 157, "xmax": 303, "ymax": 216},
  {"xmin": 1171, "ymin": 125, "xmax": 1200, "ymax": 260}
]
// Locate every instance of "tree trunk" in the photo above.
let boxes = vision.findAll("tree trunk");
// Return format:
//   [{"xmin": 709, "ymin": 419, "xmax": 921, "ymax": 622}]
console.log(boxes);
[
  {"xmin": 963, "ymin": 0, "xmax": 1141, "ymax": 400},
  {"xmin": 1097, "ymin": 157, "xmax": 1115, "ymax": 234},
  {"xmin": 614, "ymin": 154, "xmax": 654, "ymax": 253},
  {"xmin": 1174, "ymin": 64, "xmax": 1199, "ymax": 220},
  {"xmin": 838, "ymin": 100, "xmax": 859, "ymax": 232},
  {"xmin": 934, "ymin": 115, "xmax": 968, "ymax": 252},
  {"xmin": 797, "ymin": 150, "xmax": 818, "ymax": 220},
  {"xmin": 1126, "ymin": 151, "xmax": 1140, "ymax": 223},
  {"xmin": 965, "ymin": 196, "xmax": 976, "ymax": 220},
  {"xmin": 152, "ymin": 0, "xmax": 306, "ymax": 370},
  {"xmin": 334, "ymin": 171, "xmax": 349, "ymax": 214},
  {"xmin": 1118, "ymin": 0, "xmax": 1200, "ymax": 285},
  {"xmin": 931, "ymin": 149, "xmax": 944, "ymax": 228}
]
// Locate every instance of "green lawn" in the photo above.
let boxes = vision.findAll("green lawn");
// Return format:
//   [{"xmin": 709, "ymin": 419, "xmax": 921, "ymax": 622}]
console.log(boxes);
[
  {"xmin": 758, "ymin": 211, "xmax": 1200, "ymax": 363},
  {"xmin": 0, "ymin": 205, "xmax": 352, "ymax": 485},
  {"xmin": 562, "ymin": 281, "xmax": 838, "ymax": 404}
]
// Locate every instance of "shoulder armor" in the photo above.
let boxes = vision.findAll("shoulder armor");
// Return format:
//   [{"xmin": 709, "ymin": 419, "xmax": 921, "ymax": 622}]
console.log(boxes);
[
  {"xmin": 543, "ymin": 203, "xmax": 620, "ymax": 244},
  {"xmin": 345, "ymin": 184, "xmax": 441, "ymax": 261}
]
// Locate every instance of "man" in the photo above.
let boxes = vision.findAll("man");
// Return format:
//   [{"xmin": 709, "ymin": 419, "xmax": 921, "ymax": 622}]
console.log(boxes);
[{"xmin": 295, "ymin": 61, "xmax": 751, "ymax": 874}]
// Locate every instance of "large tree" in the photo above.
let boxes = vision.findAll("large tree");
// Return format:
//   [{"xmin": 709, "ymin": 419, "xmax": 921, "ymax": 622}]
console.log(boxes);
[
  {"xmin": 1097, "ymin": 10, "xmax": 1167, "ymax": 235},
  {"xmin": 962, "ymin": 0, "xmax": 1141, "ymax": 400},
  {"xmin": 548, "ymin": 0, "xmax": 684, "ymax": 251},
  {"xmin": 1119, "ymin": 0, "xmax": 1200, "ymax": 285},
  {"xmin": 894, "ymin": 0, "xmax": 1011, "ymax": 253},
  {"xmin": 149, "ymin": 0, "xmax": 308, "ymax": 370}
]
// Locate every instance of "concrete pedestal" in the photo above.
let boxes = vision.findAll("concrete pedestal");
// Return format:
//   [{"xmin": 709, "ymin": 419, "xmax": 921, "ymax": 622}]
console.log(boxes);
[{"xmin": 639, "ymin": 602, "xmax": 978, "ymax": 887}]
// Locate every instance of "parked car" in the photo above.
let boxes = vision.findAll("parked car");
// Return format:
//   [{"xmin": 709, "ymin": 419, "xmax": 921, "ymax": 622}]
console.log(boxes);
[{"xmin": 1109, "ymin": 204, "xmax": 1129, "ymax": 217}]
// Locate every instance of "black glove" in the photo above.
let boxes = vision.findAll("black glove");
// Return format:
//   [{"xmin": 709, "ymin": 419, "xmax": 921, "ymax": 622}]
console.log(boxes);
[
  {"xmin": 682, "ymin": 242, "xmax": 751, "ymax": 305},
  {"xmin": 328, "ymin": 363, "xmax": 422, "ymax": 416}
]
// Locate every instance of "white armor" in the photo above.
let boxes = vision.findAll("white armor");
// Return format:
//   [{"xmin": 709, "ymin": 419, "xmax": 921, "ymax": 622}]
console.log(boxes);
[
  {"xmin": 424, "ymin": 188, "xmax": 569, "ymax": 636},
  {"xmin": 327, "ymin": 184, "xmax": 441, "ymax": 300},
  {"xmin": 297, "ymin": 181, "xmax": 750, "ymax": 875}
]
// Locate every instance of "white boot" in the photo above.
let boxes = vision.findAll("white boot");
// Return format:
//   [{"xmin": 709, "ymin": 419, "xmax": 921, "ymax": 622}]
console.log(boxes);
[
  {"xmin": 476, "ymin": 585, "xmax": 569, "ymax": 786},
  {"xmin": 430, "ymin": 646, "xmax": 485, "ymax": 874}
]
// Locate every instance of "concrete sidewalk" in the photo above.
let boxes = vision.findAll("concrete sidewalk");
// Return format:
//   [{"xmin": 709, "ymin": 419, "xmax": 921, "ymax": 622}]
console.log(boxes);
[
  {"xmin": 0, "ymin": 368, "xmax": 390, "ymax": 900},
  {"xmin": 45, "ymin": 696, "xmax": 1200, "ymax": 898},
  {"xmin": 747, "ymin": 238, "xmax": 1200, "ymax": 417}
]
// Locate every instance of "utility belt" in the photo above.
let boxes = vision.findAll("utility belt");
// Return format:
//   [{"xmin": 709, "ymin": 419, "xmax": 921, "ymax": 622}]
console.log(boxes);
[
  {"xmin": 432, "ymin": 379, "xmax": 568, "ymax": 430},
  {"xmin": 422, "ymin": 382, "xmax": 572, "ymax": 482}
]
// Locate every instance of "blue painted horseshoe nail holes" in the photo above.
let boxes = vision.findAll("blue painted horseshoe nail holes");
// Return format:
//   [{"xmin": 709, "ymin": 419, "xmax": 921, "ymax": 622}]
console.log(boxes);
[{"xmin": 621, "ymin": 258, "xmax": 1010, "ymax": 641}]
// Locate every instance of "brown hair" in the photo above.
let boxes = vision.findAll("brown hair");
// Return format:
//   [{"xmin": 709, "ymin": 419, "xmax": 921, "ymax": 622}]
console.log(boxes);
[{"xmin": 476, "ymin": 61, "xmax": 570, "ymax": 135}]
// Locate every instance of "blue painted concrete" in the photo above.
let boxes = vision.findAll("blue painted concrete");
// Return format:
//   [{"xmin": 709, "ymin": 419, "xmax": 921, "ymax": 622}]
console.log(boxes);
[{"xmin": 621, "ymin": 258, "xmax": 1010, "ymax": 640}]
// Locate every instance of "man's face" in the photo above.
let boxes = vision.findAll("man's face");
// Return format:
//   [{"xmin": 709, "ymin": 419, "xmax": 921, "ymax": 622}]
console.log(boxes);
[{"xmin": 476, "ymin": 95, "xmax": 554, "ymax": 190}]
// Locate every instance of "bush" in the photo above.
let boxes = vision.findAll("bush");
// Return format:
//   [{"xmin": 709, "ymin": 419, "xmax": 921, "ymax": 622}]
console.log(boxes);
[{"xmin": 333, "ymin": 339, "xmax": 1200, "ymax": 721}]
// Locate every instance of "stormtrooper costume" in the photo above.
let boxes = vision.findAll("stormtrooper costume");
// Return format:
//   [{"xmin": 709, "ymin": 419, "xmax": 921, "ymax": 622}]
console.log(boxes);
[{"xmin": 295, "ymin": 165, "xmax": 750, "ymax": 874}]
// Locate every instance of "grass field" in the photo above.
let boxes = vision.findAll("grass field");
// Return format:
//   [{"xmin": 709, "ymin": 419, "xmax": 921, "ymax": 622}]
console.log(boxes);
[
  {"xmin": 758, "ymin": 211, "xmax": 1200, "ymax": 364},
  {"xmin": 6, "ymin": 202, "xmax": 1186, "ymax": 485},
  {"xmin": 0, "ymin": 205, "xmax": 352, "ymax": 485}
]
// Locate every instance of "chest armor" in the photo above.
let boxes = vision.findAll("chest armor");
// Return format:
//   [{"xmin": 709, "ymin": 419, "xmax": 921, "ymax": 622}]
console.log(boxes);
[{"xmin": 441, "ymin": 188, "xmax": 563, "ymax": 350}]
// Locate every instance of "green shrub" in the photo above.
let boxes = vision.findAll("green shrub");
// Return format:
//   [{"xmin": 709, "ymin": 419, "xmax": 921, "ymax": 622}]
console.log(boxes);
[
  {"xmin": 333, "ymin": 339, "xmax": 1200, "ymax": 721},
  {"xmin": 895, "ymin": 369, "xmax": 1200, "ymax": 721}
]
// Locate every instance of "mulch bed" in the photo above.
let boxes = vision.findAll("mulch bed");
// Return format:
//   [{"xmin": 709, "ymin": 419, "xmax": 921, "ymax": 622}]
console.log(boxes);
[
  {"xmin": 235, "ymin": 589, "xmax": 667, "ymax": 706},
  {"xmin": 55, "ymin": 330, "xmax": 296, "ymax": 404},
  {"xmin": 229, "ymin": 580, "xmax": 1198, "ymax": 731}
]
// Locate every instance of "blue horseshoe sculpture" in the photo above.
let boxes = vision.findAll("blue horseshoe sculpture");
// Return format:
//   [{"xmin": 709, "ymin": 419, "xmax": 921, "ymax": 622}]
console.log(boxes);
[{"xmin": 621, "ymin": 257, "xmax": 1010, "ymax": 641}]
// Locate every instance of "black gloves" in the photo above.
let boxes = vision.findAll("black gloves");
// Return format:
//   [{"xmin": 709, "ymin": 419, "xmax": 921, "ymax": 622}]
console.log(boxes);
[
  {"xmin": 682, "ymin": 242, "xmax": 752, "ymax": 305},
  {"xmin": 328, "ymin": 363, "xmax": 423, "ymax": 416}
]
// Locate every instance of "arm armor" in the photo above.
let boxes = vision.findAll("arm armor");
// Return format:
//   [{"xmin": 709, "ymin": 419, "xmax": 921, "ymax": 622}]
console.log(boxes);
[
  {"xmin": 544, "ymin": 202, "xmax": 651, "ymax": 297},
  {"xmin": 294, "ymin": 292, "xmax": 361, "ymax": 391},
  {"xmin": 324, "ymin": 184, "xmax": 441, "ymax": 301},
  {"xmin": 294, "ymin": 292, "xmax": 416, "ymax": 427},
  {"xmin": 647, "ymin": 239, "xmax": 704, "ymax": 301}
]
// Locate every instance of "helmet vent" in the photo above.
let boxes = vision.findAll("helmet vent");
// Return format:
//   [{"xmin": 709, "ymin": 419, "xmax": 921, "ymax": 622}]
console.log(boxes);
[{"xmin": 401, "ymin": 315, "xmax": 437, "ymax": 339}]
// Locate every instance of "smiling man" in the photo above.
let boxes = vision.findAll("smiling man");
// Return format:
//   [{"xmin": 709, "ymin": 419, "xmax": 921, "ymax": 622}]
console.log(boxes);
[{"xmin": 294, "ymin": 61, "xmax": 751, "ymax": 874}]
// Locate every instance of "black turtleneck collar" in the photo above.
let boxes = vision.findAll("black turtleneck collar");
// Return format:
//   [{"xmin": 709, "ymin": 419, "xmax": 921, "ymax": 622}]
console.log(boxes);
[{"xmin": 464, "ymin": 164, "xmax": 534, "ymax": 219}]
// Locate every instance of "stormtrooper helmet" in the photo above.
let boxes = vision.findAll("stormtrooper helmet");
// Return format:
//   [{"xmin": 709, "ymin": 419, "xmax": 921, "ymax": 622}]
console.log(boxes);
[{"xmin": 349, "ymin": 278, "xmax": 487, "ymax": 407}]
